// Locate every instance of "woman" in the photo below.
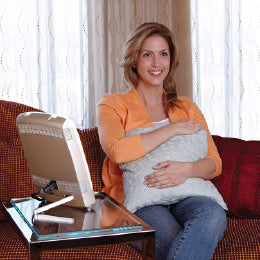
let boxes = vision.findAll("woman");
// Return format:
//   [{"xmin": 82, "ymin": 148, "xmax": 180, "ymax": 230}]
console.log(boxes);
[{"xmin": 97, "ymin": 22, "xmax": 226, "ymax": 260}]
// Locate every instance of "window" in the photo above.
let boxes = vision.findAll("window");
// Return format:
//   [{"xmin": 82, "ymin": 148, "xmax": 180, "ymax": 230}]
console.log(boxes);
[
  {"xmin": 191, "ymin": 0, "xmax": 260, "ymax": 140},
  {"xmin": 0, "ymin": 0, "xmax": 88, "ymax": 128}
]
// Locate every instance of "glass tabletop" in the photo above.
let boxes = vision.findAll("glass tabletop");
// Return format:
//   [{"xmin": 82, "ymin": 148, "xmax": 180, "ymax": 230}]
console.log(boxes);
[{"xmin": 5, "ymin": 193, "xmax": 142, "ymax": 241}]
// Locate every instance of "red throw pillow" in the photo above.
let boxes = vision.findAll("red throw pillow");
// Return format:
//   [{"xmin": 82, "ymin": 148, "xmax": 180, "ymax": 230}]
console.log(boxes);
[{"xmin": 212, "ymin": 135, "xmax": 260, "ymax": 218}]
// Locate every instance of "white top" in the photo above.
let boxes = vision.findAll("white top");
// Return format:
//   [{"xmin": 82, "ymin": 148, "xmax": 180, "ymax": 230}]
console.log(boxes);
[{"xmin": 153, "ymin": 118, "xmax": 170, "ymax": 128}]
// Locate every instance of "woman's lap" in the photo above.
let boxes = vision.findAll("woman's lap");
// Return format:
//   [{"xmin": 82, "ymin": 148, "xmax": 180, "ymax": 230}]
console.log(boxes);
[{"xmin": 133, "ymin": 196, "xmax": 227, "ymax": 260}]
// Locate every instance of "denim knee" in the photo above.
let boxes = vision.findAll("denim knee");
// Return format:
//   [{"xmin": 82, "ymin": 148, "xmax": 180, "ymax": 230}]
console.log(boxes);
[
  {"xmin": 133, "ymin": 204, "xmax": 183, "ymax": 259},
  {"xmin": 173, "ymin": 197, "xmax": 227, "ymax": 241},
  {"xmin": 195, "ymin": 197, "xmax": 226, "ymax": 238},
  {"xmin": 168, "ymin": 197, "xmax": 227, "ymax": 260},
  {"xmin": 204, "ymin": 200, "xmax": 227, "ymax": 241}
]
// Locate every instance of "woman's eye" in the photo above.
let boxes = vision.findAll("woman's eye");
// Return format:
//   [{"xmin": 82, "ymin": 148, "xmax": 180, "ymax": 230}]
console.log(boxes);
[
  {"xmin": 143, "ymin": 53, "xmax": 151, "ymax": 57},
  {"xmin": 161, "ymin": 52, "xmax": 168, "ymax": 57}
]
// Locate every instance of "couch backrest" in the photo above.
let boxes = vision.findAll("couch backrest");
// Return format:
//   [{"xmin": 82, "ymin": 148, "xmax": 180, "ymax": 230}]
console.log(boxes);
[
  {"xmin": 0, "ymin": 101, "xmax": 41, "ymax": 201},
  {"xmin": 78, "ymin": 128, "xmax": 105, "ymax": 192}
]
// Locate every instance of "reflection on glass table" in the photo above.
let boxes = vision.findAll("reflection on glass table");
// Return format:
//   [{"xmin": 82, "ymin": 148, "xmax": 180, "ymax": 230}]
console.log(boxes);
[{"xmin": 9, "ymin": 193, "xmax": 142, "ymax": 241}]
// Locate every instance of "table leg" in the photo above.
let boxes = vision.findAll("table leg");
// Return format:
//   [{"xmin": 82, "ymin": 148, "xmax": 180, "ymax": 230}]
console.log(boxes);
[
  {"xmin": 29, "ymin": 246, "xmax": 41, "ymax": 260},
  {"xmin": 142, "ymin": 236, "xmax": 155, "ymax": 260}
]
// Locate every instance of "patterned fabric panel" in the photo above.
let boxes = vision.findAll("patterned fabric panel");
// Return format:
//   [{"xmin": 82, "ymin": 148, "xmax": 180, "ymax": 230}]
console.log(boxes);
[
  {"xmin": 212, "ymin": 217, "xmax": 260, "ymax": 259},
  {"xmin": 41, "ymin": 244, "xmax": 141, "ymax": 260},
  {"xmin": 0, "ymin": 222, "xmax": 141, "ymax": 259},
  {"xmin": 212, "ymin": 135, "xmax": 260, "ymax": 218},
  {"xmin": 0, "ymin": 100, "xmax": 41, "ymax": 141},
  {"xmin": 78, "ymin": 128, "xmax": 105, "ymax": 192},
  {"xmin": 0, "ymin": 101, "xmax": 41, "ymax": 202},
  {"xmin": 1, "ymin": 218, "xmax": 259, "ymax": 259},
  {"xmin": 0, "ymin": 139, "xmax": 36, "ymax": 201},
  {"xmin": 0, "ymin": 222, "xmax": 27, "ymax": 259}
]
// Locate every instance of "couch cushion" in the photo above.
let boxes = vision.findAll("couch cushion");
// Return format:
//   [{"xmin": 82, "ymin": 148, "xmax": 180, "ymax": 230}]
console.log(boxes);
[
  {"xmin": 0, "ymin": 138, "xmax": 36, "ymax": 201},
  {"xmin": 212, "ymin": 135, "xmax": 260, "ymax": 218},
  {"xmin": 78, "ymin": 127, "xmax": 105, "ymax": 192},
  {"xmin": 0, "ymin": 100, "xmax": 41, "ymax": 141},
  {"xmin": 212, "ymin": 217, "xmax": 260, "ymax": 259},
  {"xmin": 0, "ymin": 222, "xmax": 141, "ymax": 259},
  {"xmin": 0, "ymin": 101, "xmax": 41, "ymax": 203}
]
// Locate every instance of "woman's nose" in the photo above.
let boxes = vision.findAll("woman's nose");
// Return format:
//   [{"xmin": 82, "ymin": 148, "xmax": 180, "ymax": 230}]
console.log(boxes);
[{"xmin": 152, "ymin": 55, "xmax": 160, "ymax": 67}]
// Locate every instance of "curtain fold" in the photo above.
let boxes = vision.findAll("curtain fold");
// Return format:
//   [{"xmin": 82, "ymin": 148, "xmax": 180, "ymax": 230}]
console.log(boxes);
[{"xmin": 191, "ymin": 0, "xmax": 260, "ymax": 140}]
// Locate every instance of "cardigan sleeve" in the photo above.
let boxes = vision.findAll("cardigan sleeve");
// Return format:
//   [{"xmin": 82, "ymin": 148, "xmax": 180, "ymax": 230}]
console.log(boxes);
[{"xmin": 97, "ymin": 94, "xmax": 146, "ymax": 164}]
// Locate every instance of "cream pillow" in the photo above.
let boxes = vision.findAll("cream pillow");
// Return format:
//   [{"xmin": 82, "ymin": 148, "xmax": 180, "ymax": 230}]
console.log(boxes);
[{"xmin": 119, "ymin": 127, "xmax": 227, "ymax": 213}]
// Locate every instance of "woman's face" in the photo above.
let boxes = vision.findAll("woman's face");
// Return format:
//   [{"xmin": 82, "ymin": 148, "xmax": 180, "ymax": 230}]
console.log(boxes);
[{"xmin": 136, "ymin": 35, "xmax": 170, "ymax": 89}]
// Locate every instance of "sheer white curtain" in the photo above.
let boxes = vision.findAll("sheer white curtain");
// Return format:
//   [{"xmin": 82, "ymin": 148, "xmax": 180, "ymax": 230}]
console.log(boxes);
[
  {"xmin": 191, "ymin": 0, "xmax": 260, "ymax": 140},
  {"xmin": 0, "ymin": 0, "xmax": 88, "ymax": 128},
  {"xmin": 0, "ymin": 0, "xmax": 173, "ymax": 128}
]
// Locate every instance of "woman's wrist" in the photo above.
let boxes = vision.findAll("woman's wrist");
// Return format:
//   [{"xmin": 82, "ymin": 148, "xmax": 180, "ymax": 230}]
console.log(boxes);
[{"xmin": 189, "ymin": 158, "xmax": 216, "ymax": 180}]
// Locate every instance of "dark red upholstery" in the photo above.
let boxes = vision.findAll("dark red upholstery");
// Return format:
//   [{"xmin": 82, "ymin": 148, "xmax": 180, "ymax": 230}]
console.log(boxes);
[
  {"xmin": 0, "ymin": 222, "xmax": 141, "ymax": 259},
  {"xmin": 0, "ymin": 100, "xmax": 141, "ymax": 259},
  {"xmin": 78, "ymin": 128, "xmax": 105, "ymax": 192},
  {"xmin": 0, "ymin": 100, "xmax": 259, "ymax": 259},
  {"xmin": 0, "ymin": 101, "xmax": 41, "ymax": 203},
  {"xmin": 212, "ymin": 217, "xmax": 260, "ymax": 259},
  {"xmin": 212, "ymin": 135, "xmax": 260, "ymax": 218}
]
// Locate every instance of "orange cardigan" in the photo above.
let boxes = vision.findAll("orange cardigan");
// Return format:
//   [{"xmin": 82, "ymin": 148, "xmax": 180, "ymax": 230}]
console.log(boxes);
[{"xmin": 97, "ymin": 88, "xmax": 222, "ymax": 204}]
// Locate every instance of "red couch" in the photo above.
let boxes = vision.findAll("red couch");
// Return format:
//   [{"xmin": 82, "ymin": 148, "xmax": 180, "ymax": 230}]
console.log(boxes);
[{"xmin": 0, "ymin": 100, "xmax": 259, "ymax": 259}]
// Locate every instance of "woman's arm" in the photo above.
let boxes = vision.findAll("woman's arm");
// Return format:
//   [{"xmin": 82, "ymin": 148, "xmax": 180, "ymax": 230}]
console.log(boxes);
[
  {"xmin": 144, "ymin": 98, "xmax": 222, "ymax": 188},
  {"xmin": 98, "ymin": 96, "xmax": 204, "ymax": 164},
  {"xmin": 98, "ymin": 96, "xmax": 146, "ymax": 164}
]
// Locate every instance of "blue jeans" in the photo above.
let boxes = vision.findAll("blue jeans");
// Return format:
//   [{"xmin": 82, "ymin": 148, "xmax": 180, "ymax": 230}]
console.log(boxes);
[{"xmin": 133, "ymin": 196, "xmax": 226, "ymax": 260}]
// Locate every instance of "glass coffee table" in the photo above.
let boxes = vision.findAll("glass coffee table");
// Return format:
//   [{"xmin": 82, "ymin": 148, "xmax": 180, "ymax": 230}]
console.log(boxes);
[{"xmin": 2, "ymin": 192, "xmax": 155, "ymax": 259}]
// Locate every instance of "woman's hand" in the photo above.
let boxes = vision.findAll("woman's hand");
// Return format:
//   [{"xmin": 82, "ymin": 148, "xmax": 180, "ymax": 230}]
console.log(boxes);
[
  {"xmin": 140, "ymin": 120, "xmax": 204, "ymax": 154},
  {"xmin": 143, "ymin": 161, "xmax": 191, "ymax": 189},
  {"xmin": 143, "ymin": 158, "xmax": 217, "ymax": 189},
  {"xmin": 171, "ymin": 119, "xmax": 204, "ymax": 135}
]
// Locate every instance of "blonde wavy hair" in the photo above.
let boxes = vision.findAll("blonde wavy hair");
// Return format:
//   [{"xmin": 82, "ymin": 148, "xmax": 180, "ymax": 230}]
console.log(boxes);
[{"xmin": 121, "ymin": 22, "xmax": 179, "ymax": 110}]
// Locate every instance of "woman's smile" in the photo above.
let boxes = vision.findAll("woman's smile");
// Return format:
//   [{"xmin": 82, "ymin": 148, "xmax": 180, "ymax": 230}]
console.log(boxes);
[{"xmin": 149, "ymin": 70, "xmax": 163, "ymax": 76}]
